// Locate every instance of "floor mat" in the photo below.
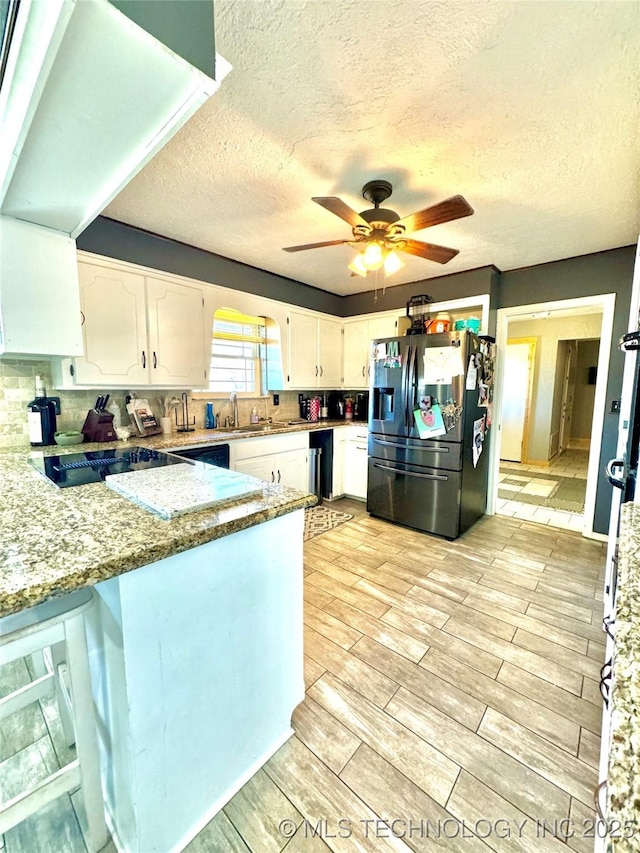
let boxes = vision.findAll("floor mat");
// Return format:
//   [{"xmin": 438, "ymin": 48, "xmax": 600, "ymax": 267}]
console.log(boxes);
[
  {"xmin": 498, "ymin": 468, "xmax": 586, "ymax": 514},
  {"xmin": 304, "ymin": 506, "xmax": 353, "ymax": 541}
]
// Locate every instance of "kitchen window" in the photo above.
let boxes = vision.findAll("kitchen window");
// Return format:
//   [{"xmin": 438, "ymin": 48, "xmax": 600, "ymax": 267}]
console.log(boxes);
[{"xmin": 206, "ymin": 308, "xmax": 266, "ymax": 395}]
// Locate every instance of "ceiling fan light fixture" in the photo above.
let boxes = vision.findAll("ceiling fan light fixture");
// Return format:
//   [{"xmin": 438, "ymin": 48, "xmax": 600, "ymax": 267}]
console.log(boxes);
[
  {"xmin": 348, "ymin": 253, "xmax": 368, "ymax": 277},
  {"xmin": 383, "ymin": 249, "xmax": 404, "ymax": 276},
  {"xmin": 362, "ymin": 241, "xmax": 385, "ymax": 270}
]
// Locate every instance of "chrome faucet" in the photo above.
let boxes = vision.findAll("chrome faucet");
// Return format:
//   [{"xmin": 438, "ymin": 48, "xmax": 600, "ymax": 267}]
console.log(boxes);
[{"xmin": 230, "ymin": 391, "xmax": 239, "ymax": 428}]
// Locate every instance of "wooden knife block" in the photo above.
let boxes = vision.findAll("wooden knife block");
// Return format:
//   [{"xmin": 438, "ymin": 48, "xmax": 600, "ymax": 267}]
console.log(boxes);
[{"xmin": 81, "ymin": 410, "xmax": 117, "ymax": 442}]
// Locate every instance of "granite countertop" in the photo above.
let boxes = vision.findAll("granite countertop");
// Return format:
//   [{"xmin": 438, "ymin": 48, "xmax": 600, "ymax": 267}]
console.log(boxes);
[
  {"xmin": 607, "ymin": 501, "xmax": 640, "ymax": 850},
  {"xmin": 0, "ymin": 428, "xmax": 321, "ymax": 617}
]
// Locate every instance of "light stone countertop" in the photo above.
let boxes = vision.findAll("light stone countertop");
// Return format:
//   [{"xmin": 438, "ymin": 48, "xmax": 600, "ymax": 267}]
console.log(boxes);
[
  {"xmin": 0, "ymin": 420, "xmax": 340, "ymax": 618},
  {"xmin": 607, "ymin": 501, "xmax": 640, "ymax": 850}
]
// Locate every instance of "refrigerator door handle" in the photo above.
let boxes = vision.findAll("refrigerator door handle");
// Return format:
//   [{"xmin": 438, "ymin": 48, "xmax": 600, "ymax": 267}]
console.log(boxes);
[
  {"xmin": 606, "ymin": 458, "xmax": 625, "ymax": 489},
  {"xmin": 372, "ymin": 437, "xmax": 449, "ymax": 452},
  {"xmin": 403, "ymin": 343, "xmax": 412, "ymax": 432},
  {"xmin": 373, "ymin": 462, "xmax": 448, "ymax": 481}
]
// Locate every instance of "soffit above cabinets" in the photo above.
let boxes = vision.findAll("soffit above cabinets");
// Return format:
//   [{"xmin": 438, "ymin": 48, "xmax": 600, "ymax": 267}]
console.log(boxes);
[{"xmin": 0, "ymin": 0, "xmax": 231, "ymax": 238}]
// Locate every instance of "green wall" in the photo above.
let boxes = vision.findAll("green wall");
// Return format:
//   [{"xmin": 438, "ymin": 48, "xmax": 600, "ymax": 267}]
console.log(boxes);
[
  {"xmin": 109, "ymin": 0, "xmax": 216, "ymax": 78},
  {"xmin": 501, "ymin": 247, "xmax": 637, "ymax": 534}
]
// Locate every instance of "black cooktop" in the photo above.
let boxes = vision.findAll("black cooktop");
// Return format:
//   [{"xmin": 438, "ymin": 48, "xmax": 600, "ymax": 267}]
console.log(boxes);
[{"xmin": 29, "ymin": 446, "xmax": 186, "ymax": 489}]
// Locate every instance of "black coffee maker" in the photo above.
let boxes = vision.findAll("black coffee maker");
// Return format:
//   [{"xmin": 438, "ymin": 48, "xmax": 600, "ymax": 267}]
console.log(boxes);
[
  {"xmin": 327, "ymin": 392, "xmax": 345, "ymax": 419},
  {"xmin": 353, "ymin": 392, "xmax": 369, "ymax": 421}
]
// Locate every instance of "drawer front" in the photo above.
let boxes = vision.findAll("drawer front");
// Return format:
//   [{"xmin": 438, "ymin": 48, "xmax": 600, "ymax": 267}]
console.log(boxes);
[{"xmin": 231, "ymin": 432, "xmax": 308, "ymax": 462}]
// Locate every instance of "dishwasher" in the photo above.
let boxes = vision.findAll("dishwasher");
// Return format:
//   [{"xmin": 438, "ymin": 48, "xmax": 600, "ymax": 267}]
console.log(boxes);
[{"xmin": 168, "ymin": 443, "xmax": 230, "ymax": 468}]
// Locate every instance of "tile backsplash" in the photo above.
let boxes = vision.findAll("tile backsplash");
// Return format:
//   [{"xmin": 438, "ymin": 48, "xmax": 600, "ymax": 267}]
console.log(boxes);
[{"xmin": 0, "ymin": 358, "xmax": 354, "ymax": 449}]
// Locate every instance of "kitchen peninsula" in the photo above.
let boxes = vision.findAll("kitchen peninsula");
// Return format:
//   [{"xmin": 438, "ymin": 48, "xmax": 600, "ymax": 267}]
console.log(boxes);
[{"xmin": 0, "ymin": 440, "xmax": 316, "ymax": 852}]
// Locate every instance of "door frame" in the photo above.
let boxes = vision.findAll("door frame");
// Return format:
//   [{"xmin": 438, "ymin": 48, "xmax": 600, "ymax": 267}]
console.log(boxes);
[
  {"xmin": 487, "ymin": 293, "xmax": 616, "ymax": 539},
  {"xmin": 558, "ymin": 340, "xmax": 577, "ymax": 454},
  {"xmin": 503, "ymin": 336, "xmax": 537, "ymax": 463}
]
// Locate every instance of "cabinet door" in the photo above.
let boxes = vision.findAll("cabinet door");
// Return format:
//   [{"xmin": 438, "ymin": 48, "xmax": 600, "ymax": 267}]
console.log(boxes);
[
  {"xmin": 275, "ymin": 448, "xmax": 308, "ymax": 491},
  {"xmin": 146, "ymin": 276, "xmax": 206, "ymax": 387},
  {"xmin": 73, "ymin": 262, "xmax": 149, "ymax": 385},
  {"xmin": 368, "ymin": 314, "xmax": 398, "ymax": 341},
  {"xmin": 318, "ymin": 317, "xmax": 342, "ymax": 389},
  {"xmin": 331, "ymin": 428, "xmax": 347, "ymax": 498},
  {"xmin": 233, "ymin": 456, "xmax": 275, "ymax": 484},
  {"xmin": 342, "ymin": 320, "xmax": 369, "ymax": 388},
  {"xmin": 288, "ymin": 310, "xmax": 319, "ymax": 388},
  {"xmin": 343, "ymin": 436, "xmax": 368, "ymax": 500}
]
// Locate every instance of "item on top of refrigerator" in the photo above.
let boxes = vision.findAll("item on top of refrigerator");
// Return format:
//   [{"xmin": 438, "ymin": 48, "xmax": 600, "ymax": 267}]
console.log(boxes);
[
  {"xmin": 405, "ymin": 294, "xmax": 434, "ymax": 336},
  {"xmin": 454, "ymin": 316, "xmax": 481, "ymax": 333},
  {"xmin": 428, "ymin": 313, "xmax": 452, "ymax": 334}
]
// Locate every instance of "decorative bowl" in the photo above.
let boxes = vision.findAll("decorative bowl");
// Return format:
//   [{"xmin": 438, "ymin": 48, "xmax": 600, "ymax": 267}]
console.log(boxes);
[{"xmin": 54, "ymin": 431, "xmax": 85, "ymax": 446}]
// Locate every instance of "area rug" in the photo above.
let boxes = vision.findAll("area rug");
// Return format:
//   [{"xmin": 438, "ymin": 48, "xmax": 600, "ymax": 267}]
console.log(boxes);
[
  {"xmin": 304, "ymin": 506, "xmax": 353, "ymax": 541},
  {"xmin": 498, "ymin": 468, "xmax": 586, "ymax": 514}
]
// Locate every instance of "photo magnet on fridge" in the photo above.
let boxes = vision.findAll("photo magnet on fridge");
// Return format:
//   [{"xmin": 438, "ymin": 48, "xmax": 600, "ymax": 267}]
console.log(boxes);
[{"xmin": 413, "ymin": 404, "xmax": 446, "ymax": 439}]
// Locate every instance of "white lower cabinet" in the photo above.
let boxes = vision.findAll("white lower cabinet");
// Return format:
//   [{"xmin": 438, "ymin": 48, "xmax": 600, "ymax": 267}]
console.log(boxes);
[
  {"xmin": 230, "ymin": 433, "xmax": 308, "ymax": 492},
  {"xmin": 342, "ymin": 425, "xmax": 369, "ymax": 500}
]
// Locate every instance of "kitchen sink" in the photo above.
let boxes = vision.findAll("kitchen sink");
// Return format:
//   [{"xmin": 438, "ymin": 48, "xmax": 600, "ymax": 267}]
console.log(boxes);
[{"xmin": 225, "ymin": 422, "xmax": 291, "ymax": 433}]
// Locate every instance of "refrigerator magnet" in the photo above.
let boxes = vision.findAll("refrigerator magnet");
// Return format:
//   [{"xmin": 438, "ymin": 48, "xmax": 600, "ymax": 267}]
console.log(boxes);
[
  {"xmin": 466, "ymin": 355, "xmax": 478, "ymax": 390},
  {"xmin": 413, "ymin": 405, "xmax": 446, "ymax": 439},
  {"xmin": 478, "ymin": 383, "xmax": 489, "ymax": 407}
]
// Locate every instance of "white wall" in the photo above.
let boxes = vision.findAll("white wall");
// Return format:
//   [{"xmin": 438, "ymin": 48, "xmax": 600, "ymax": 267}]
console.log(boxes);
[{"xmin": 507, "ymin": 312, "xmax": 602, "ymax": 461}]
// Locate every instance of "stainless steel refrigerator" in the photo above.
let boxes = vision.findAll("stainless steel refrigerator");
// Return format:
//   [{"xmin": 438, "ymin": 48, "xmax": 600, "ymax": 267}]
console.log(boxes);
[{"xmin": 367, "ymin": 329, "xmax": 493, "ymax": 539}]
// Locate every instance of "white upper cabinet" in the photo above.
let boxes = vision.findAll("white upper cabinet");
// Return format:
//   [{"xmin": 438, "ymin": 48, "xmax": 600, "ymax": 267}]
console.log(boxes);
[
  {"xmin": 0, "ymin": 217, "xmax": 83, "ymax": 357},
  {"xmin": 317, "ymin": 317, "xmax": 343, "ymax": 388},
  {"xmin": 0, "ymin": 0, "xmax": 230, "ymax": 238},
  {"xmin": 52, "ymin": 258, "xmax": 206, "ymax": 389},
  {"xmin": 343, "ymin": 314, "xmax": 398, "ymax": 389},
  {"xmin": 146, "ymin": 276, "xmax": 207, "ymax": 387},
  {"xmin": 288, "ymin": 310, "xmax": 342, "ymax": 389}
]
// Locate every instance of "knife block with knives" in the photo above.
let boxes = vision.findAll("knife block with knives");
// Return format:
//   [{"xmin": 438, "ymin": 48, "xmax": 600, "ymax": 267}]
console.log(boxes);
[{"xmin": 81, "ymin": 395, "xmax": 117, "ymax": 442}]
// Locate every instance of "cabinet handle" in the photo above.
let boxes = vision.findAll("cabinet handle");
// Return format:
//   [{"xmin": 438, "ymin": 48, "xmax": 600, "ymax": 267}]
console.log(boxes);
[
  {"xmin": 142, "ymin": 350, "xmax": 146, "ymax": 368},
  {"xmin": 362, "ymin": 365, "xmax": 365, "ymax": 377},
  {"xmin": 277, "ymin": 469, "xmax": 281, "ymax": 483},
  {"xmin": 599, "ymin": 658, "xmax": 613, "ymax": 707},
  {"xmin": 320, "ymin": 365, "xmax": 323, "ymax": 377},
  {"xmin": 153, "ymin": 351, "xmax": 157, "ymax": 369},
  {"xmin": 271, "ymin": 471, "xmax": 275, "ymax": 482},
  {"xmin": 603, "ymin": 615, "xmax": 615, "ymax": 640},
  {"xmin": 316, "ymin": 365, "xmax": 318, "ymax": 377},
  {"xmin": 367, "ymin": 365, "xmax": 370, "ymax": 376},
  {"xmin": 594, "ymin": 780, "xmax": 607, "ymax": 821},
  {"xmin": 80, "ymin": 311, "xmax": 85, "ymax": 326}
]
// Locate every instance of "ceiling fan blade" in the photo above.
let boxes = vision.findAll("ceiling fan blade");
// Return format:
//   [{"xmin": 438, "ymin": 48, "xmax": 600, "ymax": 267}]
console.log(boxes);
[
  {"xmin": 283, "ymin": 239, "xmax": 353, "ymax": 252},
  {"xmin": 311, "ymin": 197, "xmax": 369, "ymax": 228},
  {"xmin": 398, "ymin": 239, "xmax": 459, "ymax": 264},
  {"xmin": 395, "ymin": 195, "xmax": 473, "ymax": 234}
]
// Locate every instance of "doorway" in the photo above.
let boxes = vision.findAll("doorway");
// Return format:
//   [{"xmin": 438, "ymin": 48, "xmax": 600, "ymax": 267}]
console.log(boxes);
[{"xmin": 488, "ymin": 294, "xmax": 616, "ymax": 538}]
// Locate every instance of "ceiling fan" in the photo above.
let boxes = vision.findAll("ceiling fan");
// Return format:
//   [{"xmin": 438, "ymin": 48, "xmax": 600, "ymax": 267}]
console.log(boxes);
[{"xmin": 283, "ymin": 180, "xmax": 474, "ymax": 277}]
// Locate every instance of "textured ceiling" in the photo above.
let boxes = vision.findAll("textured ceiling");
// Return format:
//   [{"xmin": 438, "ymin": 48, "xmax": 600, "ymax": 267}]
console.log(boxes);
[{"xmin": 104, "ymin": 0, "xmax": 640, "ymax": 297}]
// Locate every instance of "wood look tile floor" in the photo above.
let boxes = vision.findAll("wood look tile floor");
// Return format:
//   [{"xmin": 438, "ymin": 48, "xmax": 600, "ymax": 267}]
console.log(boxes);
[{"xmin": 1, "ymin": 500, "xmax": 607, "ymax": 852}]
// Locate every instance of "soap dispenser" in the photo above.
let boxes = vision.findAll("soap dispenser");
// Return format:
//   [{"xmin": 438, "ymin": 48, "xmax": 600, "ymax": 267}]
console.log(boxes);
[{"xmin": 250, "ymin": 406, "xmax": 259, "ymax": 425}]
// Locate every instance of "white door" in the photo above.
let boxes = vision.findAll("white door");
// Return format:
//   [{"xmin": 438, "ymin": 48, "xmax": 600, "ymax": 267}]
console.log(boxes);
[
  {"xmin": 276, "ymin": 448, "xmax": 308, "ymax": 491},
  {"xmin": 146, "ymin": 277, "xmax": 206, "ymax": 387},
  {"xmin": 233, "ymin": 456, "xmax": 275, "ymax": 484},
  {"xmin": 559, "ymin": 341, "xmax": 576, "ymax": 452},
  {"xmin": 500, "ymin": 342, "xmax": 532, "ymax": 462},
  {"xmin": 318, "ymin": 318, "xmax": 342, "ymax": 388},
  {"xmin": 288, "ymin": 311, "xmax": 319, "ymax": 387},
  {"xmin": 342, "ymin": 319, "xmax": 369, "ymax": 388},
  {"xmin": 74, "ymin": 262, "xmax": 149, "ymax": 385}
]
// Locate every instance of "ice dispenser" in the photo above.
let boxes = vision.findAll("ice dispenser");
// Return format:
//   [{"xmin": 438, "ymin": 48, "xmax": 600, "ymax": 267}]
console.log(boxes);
[{"xmin": 374, "ymin": 388, "xmax": 394, "ymax": 421}]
